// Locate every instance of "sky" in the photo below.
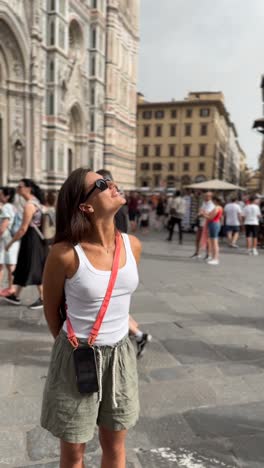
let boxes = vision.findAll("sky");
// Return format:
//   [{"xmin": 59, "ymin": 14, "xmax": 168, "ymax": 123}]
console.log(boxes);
[{"xmin": 138, "ymin": 0, "xmax": 264, "ymax": 169}]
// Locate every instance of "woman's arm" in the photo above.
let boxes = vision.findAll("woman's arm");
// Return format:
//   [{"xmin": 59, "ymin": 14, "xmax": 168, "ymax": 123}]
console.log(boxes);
[
  {"xmin": 5, "ymin": 204, "xmax": 35, "ymax": 249},
  {"xmin": 0, "ymin": 219, "xmax": 10, "ymax": 236},
  {"xmin": 204, "ymin": 207, "xmax": 218, "ymax": 220},
  {"xmin": 43, "ymin": 243, "xmax": 76, "ymax": 339},
  {"xmin": 129, "ymin": 235, "xmax": 142, "ymax": 264},
  {"xmin": 43, "ymin": 243, "xmax": 78, "ymax": 338}
]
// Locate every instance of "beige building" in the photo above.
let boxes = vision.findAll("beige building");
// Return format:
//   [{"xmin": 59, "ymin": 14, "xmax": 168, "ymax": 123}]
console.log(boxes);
[
  {"xmin": 0, "ymin": 0, "xmax": 139, "ymax": 190},
  {"xmin": 136, "ymin": 91, "xmax": 245, "ymax": 190},
  {"xmin": 245, "ymin": 169, "xmax": 261, "ymax": 193}
]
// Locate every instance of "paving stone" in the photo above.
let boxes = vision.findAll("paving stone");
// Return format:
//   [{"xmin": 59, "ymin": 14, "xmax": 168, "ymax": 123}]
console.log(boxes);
[
  {"xmin": 0, "ymin": 396, "xmax": 40, "ymax": 426},
  {"xmin": 139, "ymin": 379, "xmax": 216, "ymax": 417},
  {"xmin": 213, "ymin": 343, "xmax": 264, "ymax": 362},
  {"xmin": 17, "ymin": 463, "xmax": 59, "ymax": 468},
  {"xmin": 0, "ymin": 430, "xmax": 26, "ymax": 465},
  {"xmin": 14, "ymin": 366, "xmax": 48, "ymax": 396},
  {"xmin": 148, "ymin": 364, "xmax": 222, "ymax": 382},
  {"xmin": 135, "ymin": 414, "xmax": 196, "ymax": 448},
  {"xmin": 208, "ymin": 376, "xmax": 255, "ymax": 405},
  {"xmin": 131, "ymin": 293, "xmax": 173, "ymax": 315},
  {"xmin": 145, "ymin": 321, "xmax": 195, "ymax": 340},
  {"xmin": 191, "ymin": 325, "xmax": 264, "ymax": 349},
  {"xmin": 161, "ymin": 337, "xmax": 227, "ymax": 364},
  {"xmin": 0, "ymin": 364, "xmax": 14, "ymax": 396},
  {"xmin": 156, "ymin": 292, "xmax": 199, "ymax": 314},
  {"xmin": 217, "ymin": 362, "xmax": 264, "ymax": 377},
  {"xmin": 27, "ymin": 427, "xmax": 60, "ymax": 461},
  {"xmin": 137, "ymin": 340, "xmax": 180, "ymax": 369},
  {"xmin": 231, "ymin": 434, "xmax": 264, "ymax": 468},
  {"xmin": 184, "ymin": 401, "xmax": 264, "ymax": 438}
]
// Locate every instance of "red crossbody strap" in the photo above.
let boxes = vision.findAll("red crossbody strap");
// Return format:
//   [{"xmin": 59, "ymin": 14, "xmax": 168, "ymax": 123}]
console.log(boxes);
[{"xmin": 66, "ymin": 231, "xmax": 122, "ymax": 348}]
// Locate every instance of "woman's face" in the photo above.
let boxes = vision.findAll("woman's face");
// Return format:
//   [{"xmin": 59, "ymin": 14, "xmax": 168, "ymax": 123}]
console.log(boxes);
[
  {"xmin": 0, "ymin": 190, "xmax": 5, "ymax": 204},
  {"xmin": 17, "ymin": 181, "xmax": 30, "ymax": 200},
  {"xmin": 81, "ymin": 171, "xmax": 126, "ymax": 217}
]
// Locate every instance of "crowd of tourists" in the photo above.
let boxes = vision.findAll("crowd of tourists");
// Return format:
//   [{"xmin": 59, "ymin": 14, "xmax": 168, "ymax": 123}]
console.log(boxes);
[{"xmin": 125, "ymin": 189, "xmax": 264, "ymax": 265}]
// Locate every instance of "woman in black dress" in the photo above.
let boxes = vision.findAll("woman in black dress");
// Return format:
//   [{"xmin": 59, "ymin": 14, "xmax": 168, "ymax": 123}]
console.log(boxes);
[{"xmin": 4, "ymin": 179, "xmax": 48, "ymax": 309}]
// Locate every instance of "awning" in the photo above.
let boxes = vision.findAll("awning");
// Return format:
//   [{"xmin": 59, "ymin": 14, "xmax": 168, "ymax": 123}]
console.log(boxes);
[{"xmin": 187, "ymin": 179, "xmax": 245, "ymax": 191}]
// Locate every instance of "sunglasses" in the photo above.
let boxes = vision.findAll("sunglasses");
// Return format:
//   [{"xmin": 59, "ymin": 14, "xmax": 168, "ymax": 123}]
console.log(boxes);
[{"xmin": 83, "ymin": 178, "xmax": 111, "ymax": 202}]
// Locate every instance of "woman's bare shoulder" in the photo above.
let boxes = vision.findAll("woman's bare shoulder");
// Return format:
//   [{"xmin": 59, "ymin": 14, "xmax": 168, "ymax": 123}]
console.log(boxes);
[
  {"xmin": 49, "ymin": 242, "xmax": 76, "ymax": 264},
  {"xmin": 128, "ymin": 235, "xmax": 142, "ymax": 263},
  {"xmin": 47, "ymin": 242, "xmax": 78, "ymax": 278}
]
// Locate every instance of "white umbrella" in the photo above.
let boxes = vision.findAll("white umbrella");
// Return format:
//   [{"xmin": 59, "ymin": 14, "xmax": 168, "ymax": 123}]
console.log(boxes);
[{"xmin": 187, "ymin": 179, "xmax": 245, "ymax": 191}]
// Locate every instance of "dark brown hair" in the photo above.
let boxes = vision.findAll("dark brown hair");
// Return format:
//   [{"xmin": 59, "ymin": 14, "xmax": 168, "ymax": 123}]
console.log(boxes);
[
  {"xmin": 54, "ymin": 168, "xmax": 91, "ymax": 244},
  {"xmin": 213, "ymin": 195, "xmax": 223, "ymax": 206},
  {"xmin": 20, "ymin": 178, "xmax": 45, "ymax": 204}
]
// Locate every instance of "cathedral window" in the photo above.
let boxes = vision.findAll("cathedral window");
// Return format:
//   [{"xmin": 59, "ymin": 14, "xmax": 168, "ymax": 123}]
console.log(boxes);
[
  {"xmin": 47, "ymin": 92, "xmax": 54, "ymax": 115},
  {"xmin": 92, "ymin": 0, "xmax": 97, "ymax": 8},
  {"xmin": 90, "ymin": 113, "xmax": 95, "ymax": 132},
  {"xmin": 48, "ymin": 145, "xmax": 54, "ymax": 171},
  {"xmin": 49, "ymin": 21, "xmax": 55, "ymax": 46},
  {"xmin": 90, "ymin": 86, "xmax": 95, "ymax": 105},
  {"xmin": 91, "ymin": 55, "xmax": 96, "ymax": 75},
  {"xmin": 91, "ymin": 28, "xmax": 97, "ymax": 49},
  {"xmin": 48, "ymin": 60, "xmax": 55, "ymax": 82},
  {"xmin": 49, "ymin": 0, "xmax": 56, "ymax": 11}
]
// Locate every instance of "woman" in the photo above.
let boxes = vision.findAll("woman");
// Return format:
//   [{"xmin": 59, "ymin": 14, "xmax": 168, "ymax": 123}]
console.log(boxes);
[
  {"xmin": 3, "ymin": 179, "xmax": 48, "ymax": 309},
  {"xmin": 0, "ymin": 187, "xmax": 20, "ymax": 295},
  {"xmin": 41, "ymin": 168, "xmax": 141, "ymax": 468},
  {"xmin": 204, "ymin": 196, "xmax": 223, "ymax": 265}
]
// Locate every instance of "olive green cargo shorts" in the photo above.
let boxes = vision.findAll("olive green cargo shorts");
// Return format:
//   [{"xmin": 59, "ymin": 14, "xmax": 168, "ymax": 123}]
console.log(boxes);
[{"xmin": 41, "ymin": 330, "xmax": 139, "ymax": 444}]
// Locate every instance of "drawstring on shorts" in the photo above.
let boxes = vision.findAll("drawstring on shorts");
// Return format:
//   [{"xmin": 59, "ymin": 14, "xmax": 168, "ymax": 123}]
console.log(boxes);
[
  {"xmin": 112, "ymin": 347, "xmax": 118, "ymax": 409},
  {"xmin": 96, "ymin": 345, "xmax": 118, "ymax": 409},
  {"xmin": 97, "ymin": 348, "xmax": 103, "ymax": 404}
]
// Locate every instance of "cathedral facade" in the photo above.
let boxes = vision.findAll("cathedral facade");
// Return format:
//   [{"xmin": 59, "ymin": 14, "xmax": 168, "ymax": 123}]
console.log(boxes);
[{"xmin": 0, "ymin": 0, "xmax": 139, "ymax": 189}]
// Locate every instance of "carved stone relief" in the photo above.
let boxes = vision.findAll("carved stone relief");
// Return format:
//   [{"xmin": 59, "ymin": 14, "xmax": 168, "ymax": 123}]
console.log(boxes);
[{"xmin": 10, "ymin": 130, "xmax": 25, "ymax": 171}]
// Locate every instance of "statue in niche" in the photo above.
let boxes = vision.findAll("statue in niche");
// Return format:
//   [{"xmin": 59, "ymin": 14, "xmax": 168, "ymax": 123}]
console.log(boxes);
[{"xmin": 13, "ymin": 140, "xmax": 24, "ymax": 170}]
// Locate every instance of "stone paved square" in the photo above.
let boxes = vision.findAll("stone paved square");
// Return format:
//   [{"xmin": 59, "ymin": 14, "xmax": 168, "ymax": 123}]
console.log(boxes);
[{"xmin": 1, "ymin": 232, "xmax": 264, "ymax": 467}]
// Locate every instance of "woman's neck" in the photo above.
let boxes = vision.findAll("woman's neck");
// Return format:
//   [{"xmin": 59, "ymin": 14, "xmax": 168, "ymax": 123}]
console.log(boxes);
[
  {"xmin": 86, "ymin": 219, "xmax": 116, "ymax": 250},
  {"xmin": 23, "ymin": 193, "xmax": 35, "ymax": 201}
]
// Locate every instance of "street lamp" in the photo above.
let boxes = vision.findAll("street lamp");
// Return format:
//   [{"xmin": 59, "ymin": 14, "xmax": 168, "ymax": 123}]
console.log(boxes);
[
  {"xmin": 253, "ymin": 118, "xmax": 264, "ymax": 134},
  {"xmin": 253, "ymin": 75, "xmax": 264, "ymax": 134}
]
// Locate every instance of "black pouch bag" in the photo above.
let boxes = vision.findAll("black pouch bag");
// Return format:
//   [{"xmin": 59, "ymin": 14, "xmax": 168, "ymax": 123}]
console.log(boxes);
[{"xmin": 73, "ymin": 346, "xmax": 99, "ymax": 394}]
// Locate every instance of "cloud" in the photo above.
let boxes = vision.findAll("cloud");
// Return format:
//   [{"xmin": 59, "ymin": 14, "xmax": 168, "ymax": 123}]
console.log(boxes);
[{"xmin": 139, "ymin": 0, "xmax": 264, "ymax": 167}]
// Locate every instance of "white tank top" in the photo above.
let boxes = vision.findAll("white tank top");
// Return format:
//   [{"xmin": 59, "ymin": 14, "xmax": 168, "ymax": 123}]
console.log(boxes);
[{"xmin": 62, "ymin": 233, "xmax": 139, "ymax": 345}]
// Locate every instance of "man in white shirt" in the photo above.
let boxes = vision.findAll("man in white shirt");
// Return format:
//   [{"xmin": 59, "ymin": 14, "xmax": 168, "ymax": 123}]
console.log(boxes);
[
  {"xmin": 224, "ymin": 196, "xmax": 242, "ymax": 248},
  {"xmin": 242, "ymin": 196, "xmax": 261, "ymax": 255},
  {"xmin": 167, "ymin": 191, "xmax": 186, "ymax": 244},
  {"xmin": 191, "ymin": 191, "xmax": 215, "ymax": 258}
]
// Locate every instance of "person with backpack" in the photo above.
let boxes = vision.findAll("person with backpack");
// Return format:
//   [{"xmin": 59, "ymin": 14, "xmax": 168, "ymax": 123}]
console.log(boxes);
[
  {"xmin": 3, "ymin": 179, "xmax": 48, "ymax": 309},
  {"xmin": 166, "ymin": 190, "xmax": 186, "ymax": 244},
  {"xmin": 0, "ymin": 187, "xmax": 20, "ymax": 296},
  {"xmin": 41, "ymin": 168, "xmax": 140, "ymax": 468}
]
